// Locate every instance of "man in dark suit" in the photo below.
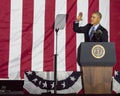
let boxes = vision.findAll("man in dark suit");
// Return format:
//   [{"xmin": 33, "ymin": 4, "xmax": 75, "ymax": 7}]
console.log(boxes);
[
  {"xmin": 74, "ymin": 12, "xmax": 108, "ymax": 66},
  {"xmin": 73, "ymin": 11, "xmax": 108, "ymax": 42}
]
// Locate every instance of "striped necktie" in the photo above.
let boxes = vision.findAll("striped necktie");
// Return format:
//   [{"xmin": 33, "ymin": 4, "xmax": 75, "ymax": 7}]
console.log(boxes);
[{"xmin": 89, "ymin": 26, "xmax": 95, "ymax": 41}]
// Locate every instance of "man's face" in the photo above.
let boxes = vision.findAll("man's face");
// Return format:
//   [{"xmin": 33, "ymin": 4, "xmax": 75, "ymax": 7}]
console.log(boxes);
[{"xmin": 90, "ymin": 13, "xmax": 100, "ymax": 25}]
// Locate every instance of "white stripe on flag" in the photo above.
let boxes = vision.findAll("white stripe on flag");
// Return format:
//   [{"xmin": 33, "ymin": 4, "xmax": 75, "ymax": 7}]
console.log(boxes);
[
  {"xmin": 76, "ymin": 0, "xmax": 88, "ymax": 71},
  {"xmin": 99, "ymin": 0, "xmax": 110, "ymax": 41},
  {"xmin": 32, "ymin": 0, "xmax": 45, "ymax": 71},
  {"xmin": 55, "ymin": 0, "xmax": 66, "ymax": 71},
  {"xmin": 8, "ymin": 0, "xmax": 22, "ymax": 79}
]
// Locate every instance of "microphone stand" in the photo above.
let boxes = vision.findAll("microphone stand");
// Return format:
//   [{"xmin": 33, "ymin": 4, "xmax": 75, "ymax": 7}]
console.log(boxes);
[{"xmin": 54, "ymin": 28, "xmax": 59, "ymax": 94}]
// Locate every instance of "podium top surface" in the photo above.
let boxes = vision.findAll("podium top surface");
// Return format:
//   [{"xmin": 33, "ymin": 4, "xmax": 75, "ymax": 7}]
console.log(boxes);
[{"xmin": 78, "ymin": 42, "xmax": 116, "ymax": 66}]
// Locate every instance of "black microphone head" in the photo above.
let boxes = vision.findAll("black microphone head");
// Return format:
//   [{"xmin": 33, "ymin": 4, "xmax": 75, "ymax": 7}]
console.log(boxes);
[
  {"xmin": 97, "ymin": 30, "xmax": 102, "ymax": 34},
  {"xmin": 93, "ymin": 30, "xmax": 102, "ymax": 41}
]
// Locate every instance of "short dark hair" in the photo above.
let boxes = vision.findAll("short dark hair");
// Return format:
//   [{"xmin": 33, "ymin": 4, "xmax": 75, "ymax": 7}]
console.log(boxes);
[{"xmin": 93, "ymin": 11, "xmax": 102, "ymax": 19}]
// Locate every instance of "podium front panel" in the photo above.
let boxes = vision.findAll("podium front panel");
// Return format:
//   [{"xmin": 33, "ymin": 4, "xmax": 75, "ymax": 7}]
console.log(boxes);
[{"xmin": 78, "ymin": 42, "xmax": 116, "ymax": 66}]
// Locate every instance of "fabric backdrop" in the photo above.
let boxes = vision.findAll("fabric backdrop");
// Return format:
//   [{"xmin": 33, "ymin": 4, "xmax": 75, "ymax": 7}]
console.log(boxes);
[{"xmin": 0, "ymin": 0, "xmax": 120, "ymax": 92}]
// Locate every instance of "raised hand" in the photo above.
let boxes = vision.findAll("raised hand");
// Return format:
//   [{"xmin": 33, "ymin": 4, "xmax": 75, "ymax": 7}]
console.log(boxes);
[{"xmin": 76, "ymin": 12, "xmax": 83, "ymax": 21}]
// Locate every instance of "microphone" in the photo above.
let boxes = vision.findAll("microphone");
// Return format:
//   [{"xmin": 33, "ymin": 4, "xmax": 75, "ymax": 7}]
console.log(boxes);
[
  {"xmin": 94, "ymin": 30, "xmax": 102, "ymax": 35},
  {"xmin": 97, "ymin": 30, "xmax": 102, "ymax": 35},
  {"xmin": 93, "ymin": 30, "xmax": 103, "ymax": 42}
]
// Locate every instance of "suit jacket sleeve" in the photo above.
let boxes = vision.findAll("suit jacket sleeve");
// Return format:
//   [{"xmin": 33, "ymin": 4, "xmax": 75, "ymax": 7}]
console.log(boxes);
[{"xmin": 73, "ymin": 21, "xmax": 91, "ymax": 33}]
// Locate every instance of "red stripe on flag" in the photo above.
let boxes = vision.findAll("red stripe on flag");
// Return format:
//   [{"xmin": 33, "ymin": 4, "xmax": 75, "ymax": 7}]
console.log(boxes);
[
  {"xmin": 20, "ymin": 0, "xmax": 34, "ymax": 78},
  {"xmin": 66, "ymin": 0, "xmax": 77, "ymax": 71},
  {"xmin": 44, "ymin": 0, "xmax": 55, "ymax": 71},
  {"xmin": 88, "ymin": 0, "xmax": 99, "ymax": 23},
  {"xmin": 110, "ymin": 0, "xmax": 120, "ymax": 71},
  {"xmin": 0, "ymin": 0, "xmax": 10, "ymax": 78}
]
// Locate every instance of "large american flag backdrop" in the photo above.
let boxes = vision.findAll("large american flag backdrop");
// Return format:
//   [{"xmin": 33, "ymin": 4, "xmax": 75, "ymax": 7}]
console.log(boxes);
[{"xmin": 0, "ymin": 0, "xmax": 120, "ymax": 93}]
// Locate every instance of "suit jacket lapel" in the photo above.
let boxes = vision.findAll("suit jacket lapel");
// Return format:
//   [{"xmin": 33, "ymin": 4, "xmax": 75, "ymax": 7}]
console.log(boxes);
[{"xmin": 96, "ymin": 24, "xmax": 102, "ymax": 31}]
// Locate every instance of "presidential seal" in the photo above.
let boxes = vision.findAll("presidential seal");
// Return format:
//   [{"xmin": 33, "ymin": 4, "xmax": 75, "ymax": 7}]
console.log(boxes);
[{"xmin": 91, "ymin": 44, "xmax": 105, "ymax": 59}]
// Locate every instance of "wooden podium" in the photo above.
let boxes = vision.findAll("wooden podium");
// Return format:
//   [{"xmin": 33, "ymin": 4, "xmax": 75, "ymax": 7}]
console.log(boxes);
[{"xmin": 77, "ymin": 42, "xmax": 116, "ymax": 94}]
